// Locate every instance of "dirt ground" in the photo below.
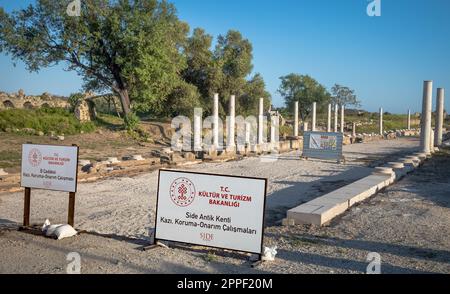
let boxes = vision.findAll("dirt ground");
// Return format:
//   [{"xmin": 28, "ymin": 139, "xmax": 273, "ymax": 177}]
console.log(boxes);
[
  {"xmin": 1, "ymin": 138, "xmax": 448, "ymax": 274},
  {"xmin": 0, "ymin": 148, "xmax": 448, "ymax": 274},
  {"xmin": 0, "ymin": 120, "xmax": 172, "ymax": 173}
]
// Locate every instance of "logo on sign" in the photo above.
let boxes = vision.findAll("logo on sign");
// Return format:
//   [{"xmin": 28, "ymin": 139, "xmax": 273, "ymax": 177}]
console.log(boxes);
[
  {"xmin": 43, "ymin": 181, "xmax": 52, "ymax": 189},
  {"xmin": 28, "ymin": 148, "xmax": 42, "ymax": 167},
  {"xmin": 169, "ymin": 177, "xmax": 196, "ymax": 207},
  {"xmin": 200, "ymin": 232, "xmax": 214, "ymax": 242}
]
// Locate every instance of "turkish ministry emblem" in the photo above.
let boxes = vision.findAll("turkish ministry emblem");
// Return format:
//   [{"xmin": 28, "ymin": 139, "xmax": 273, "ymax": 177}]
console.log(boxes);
[
  {"xmin": 28, "ymin": 148, "xmax": 42, "ymax": 167},
  {"xmin": 169, "ymin": 177, "xmax": 196, "ymax": 207}
]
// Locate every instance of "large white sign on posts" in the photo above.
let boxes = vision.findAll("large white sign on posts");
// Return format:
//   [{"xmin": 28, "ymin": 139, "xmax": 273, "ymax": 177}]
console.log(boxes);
[
  {"xmin": 21, "ymin": 144, "xmax": 79, "ymax": 193},
  {"xmin": 155, "ymin": 170, "xmax": 267, "ymax": 254}
]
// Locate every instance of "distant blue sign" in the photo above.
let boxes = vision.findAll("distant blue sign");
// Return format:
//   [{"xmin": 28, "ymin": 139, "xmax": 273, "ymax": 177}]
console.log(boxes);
[{"xmin": 302, "ymin": 132, "xmax": 343, "ymax": 161}]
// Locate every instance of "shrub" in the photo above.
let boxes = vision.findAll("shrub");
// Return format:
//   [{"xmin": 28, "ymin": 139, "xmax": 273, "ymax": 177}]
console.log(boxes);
[
  {"xmin": 0, "ymin": 108, "xmax": 95, "ymax": 135},
  {"xmin": 124, "ymin": 112, "xmax": 140, "ymax": 131}
]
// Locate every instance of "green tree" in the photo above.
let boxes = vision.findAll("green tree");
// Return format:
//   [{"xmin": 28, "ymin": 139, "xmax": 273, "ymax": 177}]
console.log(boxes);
[
  {"xmin": 182, "ymin": 28, "xmax": 214, "ymax": 105},
  {"xmin": 278, "ymin": 74, "xmax": 330, "ymax": 120},
  {"xmin": 330, "ymin": 84, "xmax": 361, "ymax": 108},
  {"xmin": 182, "ymin": 29, "xmax": 270, "ymax": 116},
  {"xmin": 164, "ymin": 81, "xmax": 201, "ymax": 117},
  {"xmin": 239, "ymin": 73, "xmax": 271, "ymax": 116},
  {"xmin": 212, "ymin": 30, "xmax": 254, "ymax": 114},
  {"xmin": 0, "ymin": 0, "xmax": 188, "ymax": 118}
]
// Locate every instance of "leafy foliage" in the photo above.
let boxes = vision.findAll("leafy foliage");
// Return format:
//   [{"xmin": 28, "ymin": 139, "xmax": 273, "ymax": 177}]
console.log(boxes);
[
  {"xmin": 330, "ymin": 84, "xmax": 361, "ymax": 108},
  {"xmin": 124, "ymin": 111, "xmax": 140, "ymax": 131},
  {"xmin": 183, "ymin": 29, "xmax": 271, "ymax": 116},
  {"xmin": 0, "ymin": 0, "xmax": 189, "ymax": 116},
  {"xmin": 0, "ymin": 1, "xmax": 272, "ymax": 119},
  {"xmin": 278, "ymin": 74, "xmax": 330, "ymax": 120}
]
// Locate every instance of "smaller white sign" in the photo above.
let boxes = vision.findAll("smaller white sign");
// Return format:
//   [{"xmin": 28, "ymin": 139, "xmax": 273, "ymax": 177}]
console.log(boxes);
[
  {"xmin": 309, "ymin": 134, "xmax": 337, "ymax": 150},
  {"xmin": 21, "ymin": 144, "xmax": 79, "ymax": 192}
]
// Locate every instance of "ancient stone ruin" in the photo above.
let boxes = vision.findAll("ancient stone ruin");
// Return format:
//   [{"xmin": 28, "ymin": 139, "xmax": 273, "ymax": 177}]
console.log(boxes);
[
  {"xmin": 0, "ymin": 90, "xmax": 69, "ymax": 110},
  {"xmin": 74, "ymin": 100, "xmax": 93, "ymax": 122}
]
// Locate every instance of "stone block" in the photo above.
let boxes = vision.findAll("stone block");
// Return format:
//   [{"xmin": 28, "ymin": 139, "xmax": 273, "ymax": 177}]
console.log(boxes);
[
  {"xmin": 372, "ymin": 167, "xmax": 394, "ymax": 176},
  {"xmin": 78, "ymin": 159, "xmax": 91, "ymax": 167},
  {"xmin": 181, "ymin": 152, "xmax": 196, "ymax": 161},
  {"xmin": 287, "ymin": 204, "xmax": 322, "ymax": 225},
  {"xmin": 286, "ymin": 173, "xmax": 394, "ymax": 226},
  {"xmin": 278, "ymin": 141, "xmax": 291, "ymax": 153},
  {"xmin": 250, "ymin": 144, "xmax": 261, "ymax": 154},
  {"xmin": 132, "ymin": 155, "xmax": 145, "ymax": 161},
  {"xmin": 282, "ymin": 218, "xmax": 295, "ymax": 226}
]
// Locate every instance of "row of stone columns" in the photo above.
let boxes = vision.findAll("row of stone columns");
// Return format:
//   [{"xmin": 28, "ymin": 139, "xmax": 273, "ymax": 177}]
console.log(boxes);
[
  {"xmin": 292, "ymin": 102, "xmax": 349, "ymax": 134},
  {"xmin": 207, "ymin": 85, "xmax": 446, "ymax": 152},
  {"xmin": 291, "ymin": 102, "xmax": 418, "ymax": 137},
  {"xmin": 208, "ymin": 94, "xmax": 273, "ymax": 150},
  {"xmin": 292, "ymin": 102, "xmax": 343, "ymax": 135},
  {"xmin": 420, "ymin": 81, "xmax": 446, "ymax": 154}
]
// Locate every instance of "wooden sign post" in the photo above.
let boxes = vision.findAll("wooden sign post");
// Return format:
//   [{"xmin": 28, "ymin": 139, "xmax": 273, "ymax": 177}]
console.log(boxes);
[
  {"xmin": 68, "ymin": 191, "xmax": 76, "ymax": 227},
  {"xmin": 20, "ymin": 143, "xmax": 79, "ymax": 229},
  {"xmin": 23, "ymin": 187, "xmax": 31, "ymax": 227}
]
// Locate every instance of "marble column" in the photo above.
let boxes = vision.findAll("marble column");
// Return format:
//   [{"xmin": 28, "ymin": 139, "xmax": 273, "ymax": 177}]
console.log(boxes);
[
  {"xmin": 420, "ymin": 81, "xmax": 433, "ymax": 154},
  {"xmin": 294, "ymin": 101, "xmax": 299, "ymax": 137},
  {"xmin": 193, "ymin": 108, "xmax": 202, "ymax": 151},
  {"xmin": 435, "ymin": 88, "xmax": 445, "ymax": 146},
  {"xmin": 407, "ymin": 109, "xmax": 411, "ymax": 130},
  {"xmin": 379, "ymin": 107, "xmax": 383, "ymax": 135},
  {"xmin": 312, "ymin": 102, "xmax": 317, "ymax": 131},
  {"xmin": 327, "ymin": 104, "xmax": 332, "ymax": 132},
  {"xmin": 227, "ymin": 95, "xmax": 236, "ymax": 150},
  {"xmin": 258, "ymin": 98, "xmax": 264, "ymax": 144},
  {"xmin": 213, "ymin": 93, "xmax": 219, "ymax": 149},
  {"xmin": 334, "ymin": 104, "xmax": 338, "ymax": 132}
]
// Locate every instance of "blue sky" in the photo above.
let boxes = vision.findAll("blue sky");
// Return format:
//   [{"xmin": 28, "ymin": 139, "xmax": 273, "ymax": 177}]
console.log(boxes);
[{"xmin": 1, "ymin": 0, "xmax": 449, "ymax": 113}]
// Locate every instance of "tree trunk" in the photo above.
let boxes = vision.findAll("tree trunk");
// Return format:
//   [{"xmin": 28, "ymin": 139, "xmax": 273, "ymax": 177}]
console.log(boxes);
[
  {"xmin": 107, "ymin": 97, "xmax": 112, "ymax": 114},
  {"xmin": 86, "ymin": 100, "xmax": 97, "ymax": 121},
  {"xmin": 117, "ymin": 88, "xmax": 131, "ymax": 116},
  {"xmin": 112, "ymin": 97, "xmax": 122, "ymax": 118}
]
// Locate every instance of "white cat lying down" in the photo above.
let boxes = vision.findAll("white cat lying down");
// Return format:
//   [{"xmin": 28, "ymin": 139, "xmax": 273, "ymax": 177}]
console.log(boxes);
[{"xmin": 41, "ymin": 219, "xmax": 77, "ymax": 240}]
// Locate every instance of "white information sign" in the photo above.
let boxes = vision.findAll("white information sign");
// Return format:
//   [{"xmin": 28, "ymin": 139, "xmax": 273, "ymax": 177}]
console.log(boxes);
[
  {"xmin": 21, "ymin": 144, "xmax": 79, "ymax": 192},
  {"xmin": 309, "ymin": 134, "xmax": 338, "ymax": 150},
  {"xmin": 155, "ymin": 170, "xmax": 267, "ymax": 254}
]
